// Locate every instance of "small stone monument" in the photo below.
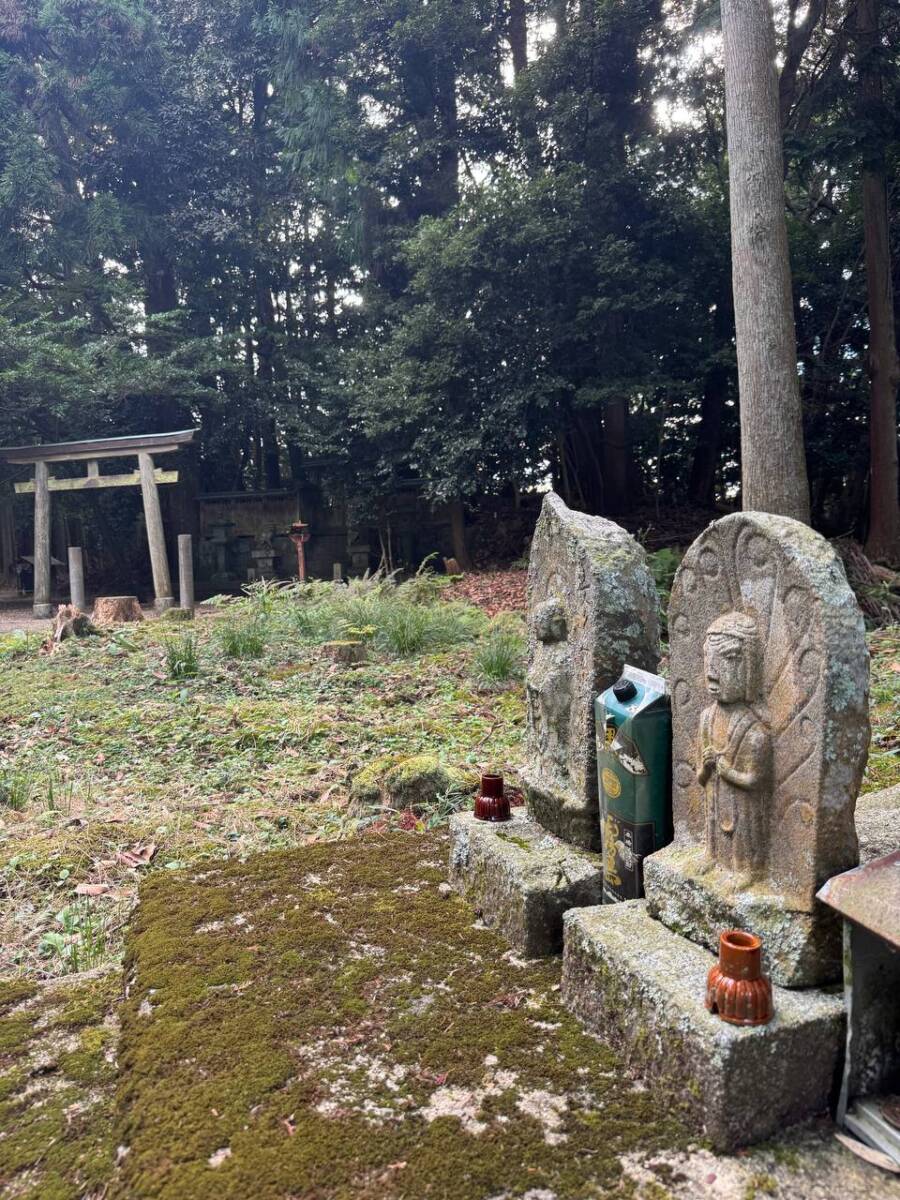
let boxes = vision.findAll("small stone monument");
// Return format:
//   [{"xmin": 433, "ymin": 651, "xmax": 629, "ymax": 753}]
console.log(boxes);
[
  {"xmin": 561, "ymin": 512, "xmax": 868, "ymax": 1150},
  {"xmin": 644, "ymin": 512, "xmax": 870, "ymax": 987},
  {"xmin": 449, "ymin": 493, "xmax": 660, "ymax": 954},
  {"xmin": 523, "ymin": 493, "xmax": 661, "ymax": 851}
]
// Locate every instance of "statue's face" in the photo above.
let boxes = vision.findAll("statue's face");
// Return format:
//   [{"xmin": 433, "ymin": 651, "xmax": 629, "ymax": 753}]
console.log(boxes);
[
  {"xmin": 704, "ymin": 633, "xmax": 748, "ymax": 704},
  {"xmin": 535, "ymin": 599, "xmax": 567, "ymax": 645}
]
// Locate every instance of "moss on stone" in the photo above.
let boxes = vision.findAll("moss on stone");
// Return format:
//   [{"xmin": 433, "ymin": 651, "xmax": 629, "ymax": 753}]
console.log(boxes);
[
  {"xmin": 110, "ymin": 832, "xmax": 689, "ymax": 1199},
  {"xmin": 349, "ymin": 754, "xmax": 479, "ymax": 814},
  {"xmin": 0, "ymin": 972, "xmax": 118, "ymax": 1199}
]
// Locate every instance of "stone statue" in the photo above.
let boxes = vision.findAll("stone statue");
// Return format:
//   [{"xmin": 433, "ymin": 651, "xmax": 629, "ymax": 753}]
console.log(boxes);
[
  {"xmin": 697, "ymin": 612, "xmax": 772, "ymax": 889},
  {"xmin": 523, "ymin": 494, "xmax": 659, "ymax": 851},
  {"xmin": 526, "ymin": 598, "xmax": 572, "ymax": 780},
  {"xmin": 645, "ymin": 512, "xmax": 870, "ymax": 988}
]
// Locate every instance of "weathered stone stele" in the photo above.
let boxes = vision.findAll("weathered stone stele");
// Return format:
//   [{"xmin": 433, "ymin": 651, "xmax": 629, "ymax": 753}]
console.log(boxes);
[
  {"xmin": 523, "ymin": 493, "xmax": 660, "ymax": 851},
  {"xmin": 645, "ymin": 512, "xmax": 870, "ymax": 987}
]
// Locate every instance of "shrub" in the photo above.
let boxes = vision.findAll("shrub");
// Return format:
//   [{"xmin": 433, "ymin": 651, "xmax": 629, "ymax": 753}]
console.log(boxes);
[
  {"xmin": 473, "ymin": 617, "xmax": 526, "ymax": 684},
  {"xmin": 165, "ymin": 634, "xmax": 199, "ymax": 679},
  {"xmin": 648, "ymin": 546, "xmax": 683, "ymax": 638}
]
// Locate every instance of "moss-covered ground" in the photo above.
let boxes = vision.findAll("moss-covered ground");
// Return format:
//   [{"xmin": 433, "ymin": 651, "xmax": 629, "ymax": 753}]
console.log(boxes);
[{"xmin": 112, "ymin": 832, "xmax": 689, "ymax": 1199}]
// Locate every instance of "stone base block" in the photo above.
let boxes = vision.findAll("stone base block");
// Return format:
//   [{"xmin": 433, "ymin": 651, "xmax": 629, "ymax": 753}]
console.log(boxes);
[
  {"xmin": 643, "ymin": 844, "xmax": 841, "ymax": 988},
  {"xmin": 448, "ymin": 809, "xmax": 604, "ymax": 956},
  {"xmin": 562, "ymin": 901, "xmax": 844, "ymax": 1152},
  {"xmin": 522, "ymin": 770, "xmax": 601, "ymax": 852}
]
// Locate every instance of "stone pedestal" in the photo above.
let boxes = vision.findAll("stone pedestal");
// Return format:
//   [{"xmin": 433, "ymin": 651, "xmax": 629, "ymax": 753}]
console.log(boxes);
[
  {"xmin": 562, "ymin": 901, "xmax": 845, "ymax": 1152},
  {"xmin": 644, "ymin": 846, "xmax": 842, "ymax": 988},
  {"xmin": 448, "ymin": 809, "xmax": 603, "ymax": 957}
]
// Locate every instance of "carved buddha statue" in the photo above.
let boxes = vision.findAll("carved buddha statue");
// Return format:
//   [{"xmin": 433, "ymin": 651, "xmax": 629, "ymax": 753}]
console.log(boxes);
[{"xmin": 697, "ymin": 612, "xmax": 772, "ymax": 890}]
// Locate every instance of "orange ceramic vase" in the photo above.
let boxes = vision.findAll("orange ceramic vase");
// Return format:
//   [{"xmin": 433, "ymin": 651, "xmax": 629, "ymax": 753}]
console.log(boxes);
[
  {"xmin": 706, "ymin": 930, "xmax": 774, "ymax": 1027},
  {"xmin": 474, "ymin": 773, "xmax": 511, "ymax": 823}
]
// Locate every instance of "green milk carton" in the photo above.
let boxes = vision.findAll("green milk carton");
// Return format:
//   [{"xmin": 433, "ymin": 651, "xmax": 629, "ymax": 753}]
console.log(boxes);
[{"xmin": 595, "ymin": 666, "xmax": 673, "ymax": 903}]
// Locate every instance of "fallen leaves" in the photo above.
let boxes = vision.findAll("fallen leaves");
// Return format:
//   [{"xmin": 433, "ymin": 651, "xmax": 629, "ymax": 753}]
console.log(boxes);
[
  {"xmin": 115, "ymin": 843, "xmax": 158, "ymax": 869},
  {"xmin": 443, "ymin": 570, "xmax": 526, "ymax": 618}
]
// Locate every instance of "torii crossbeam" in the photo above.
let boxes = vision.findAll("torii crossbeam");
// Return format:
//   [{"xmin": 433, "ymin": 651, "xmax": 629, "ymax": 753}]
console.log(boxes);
[{"xmin": 0, "ymin": 429, "xmax": 199, "ymax": 617}]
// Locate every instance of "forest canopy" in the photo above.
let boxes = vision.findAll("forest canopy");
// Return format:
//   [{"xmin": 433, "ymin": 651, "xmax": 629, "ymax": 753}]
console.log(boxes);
[{"xmin": 0, "ymin": 0, "xmax": 897, "ymax": 546}]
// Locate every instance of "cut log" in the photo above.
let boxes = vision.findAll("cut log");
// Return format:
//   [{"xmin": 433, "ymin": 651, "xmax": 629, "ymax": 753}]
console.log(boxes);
[
  {"xmin": 92, "ymin": 596, "xmax": 145, "ymax": 624},
  {"xmin": 43, "ymin": 604, "xmax": 100, "ymax": 654},
  {"xmin": 322, "ymin": 640, "xmax": 367, "ymax": 666}
]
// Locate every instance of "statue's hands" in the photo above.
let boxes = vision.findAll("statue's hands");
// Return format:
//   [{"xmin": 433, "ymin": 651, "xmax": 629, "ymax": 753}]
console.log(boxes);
[{"xmin": 698, "ymin": 745, "xmax": 716, "ymax": 784}]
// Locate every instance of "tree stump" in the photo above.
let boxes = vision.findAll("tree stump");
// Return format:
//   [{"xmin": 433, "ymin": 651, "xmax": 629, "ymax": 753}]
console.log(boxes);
[
  {"xmin": 43, "ymin": 604, "xmax": 100, "ymax": 653},
  {"xmin": 92, "ymin": 596, "xmax": 144, "ymax": 624},
  {"xmin": 322, "ymin": 640, "xmax": 367, "ymax": 666},
  {"xmin": 444, "ymin": 557, "xmax": 463, "ymax": 576}
]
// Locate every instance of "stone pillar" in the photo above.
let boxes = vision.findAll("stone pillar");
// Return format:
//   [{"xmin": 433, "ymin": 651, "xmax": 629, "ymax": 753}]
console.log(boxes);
[
  {"xmin": 178, "ymin": 534, "xmax": 195, "ymax": 613},
  {"xmin": 138, "ymin": 453, "xmax": 174, "ymax": 611},
  {"xmin": 33, "ymin": 460, "xmax": 53, "ymax": 618},
  {"xmin": 68, "ymin": 546, "xmax": 86, "ymax": 611}
]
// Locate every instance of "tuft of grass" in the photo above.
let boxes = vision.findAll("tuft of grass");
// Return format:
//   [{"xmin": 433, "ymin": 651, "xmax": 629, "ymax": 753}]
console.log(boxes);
[
  {"xmin": 0, "ymin": 767, "xmax": 35, "ymax": 811},
  {"xmin": 165, "ymin": 634, "xmax": 199, "ymax": 680},
  {"xmin": 218, "ymin": 621, "xmax": 267, "ymax": 660},
  {"xmin": 38, "ymin": 900, "xmax": 113, "ymax": 975},
  {"xmin": 473, "ymin": 616, "xmax": 526, "ymax": 685}
]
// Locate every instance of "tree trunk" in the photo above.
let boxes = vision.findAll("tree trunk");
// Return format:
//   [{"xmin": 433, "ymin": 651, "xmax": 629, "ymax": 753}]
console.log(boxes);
[
  {"xmin": 688, "ymin": 361, "xmax": 729, "ymax": 508},
  {"xmin": 858, "ymin": 0, "xmax": 900, "ymax": 562},
  {"xmin": 448, "ymin": 500, "xmax": 474, "ymax": 572},
  {"xmin": 720, "ymin": 0, "xmax": 811, "ymax": 523},
  {"xmin": 509, "ymin": 0, "xmax": 528, "ymax": 78},
  {"xmin": 601, "ymin": 398, "xmax": 631, "ymax": 516}
]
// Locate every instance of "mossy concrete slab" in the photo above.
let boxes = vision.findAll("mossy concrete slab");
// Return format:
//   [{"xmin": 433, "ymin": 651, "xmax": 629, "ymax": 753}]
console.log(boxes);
[
  {"xmin": 562, "ymin": 901, "xmax": 845, "ymax": 1153},
  {"xmin": 0, "ymin": 969, "xmax": 120, "ymax": 1200},
  {"xmin": 448, "ymin": 810, "xmax": 604, "ymax": 956},
  {"xmin": 112, "ymin": 832, "xmax": 689, "ymax": 1200}
]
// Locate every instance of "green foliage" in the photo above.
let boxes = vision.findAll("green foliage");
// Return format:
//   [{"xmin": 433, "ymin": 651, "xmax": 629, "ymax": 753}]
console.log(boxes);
[
  {"xmin": 0, "ymin": 0, "xmax": 893, "ymax": 558},
  {"xmin": 473, "ymin": 616, "xmax": 527, "ymax": 686},
  {"xmin": 165, "ymin": 635, "xmax": 199, "ymax": 680},
  {"xmin": 39, "ymin": 902, "xmax": 111, "ymax": 975},
  {"xmin": 648, "ymin": 547, "xmax": 684, "ymax": 638},
  {"xmin": 218, "ymin": 621, "xmax": 268, "ymax": 660},
  {"xmin": 0, "ymin": 768, "xmax": 34, "ymax": 812}
]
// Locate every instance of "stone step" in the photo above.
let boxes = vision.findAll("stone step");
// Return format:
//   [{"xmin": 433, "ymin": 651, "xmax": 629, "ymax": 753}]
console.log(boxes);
[{"xmin": 448, "ymin": 809, "xmax": 604, "ymax": 957}]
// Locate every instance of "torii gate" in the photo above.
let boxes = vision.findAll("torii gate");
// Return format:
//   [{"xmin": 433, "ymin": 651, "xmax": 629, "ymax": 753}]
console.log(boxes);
[{"xmin": 0, "ymin": 429, "xmax": 199, "ymax": 617}]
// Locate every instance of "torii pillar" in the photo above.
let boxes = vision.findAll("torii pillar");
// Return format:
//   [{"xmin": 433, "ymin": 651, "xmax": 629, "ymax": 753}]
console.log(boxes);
[
  {"xmin": 139, "ymin": 453, "xmax": 174, "ymax": 611},
  {"xmin": 33, "ymin": 460, "xmax": 52, "ymax": 618}
]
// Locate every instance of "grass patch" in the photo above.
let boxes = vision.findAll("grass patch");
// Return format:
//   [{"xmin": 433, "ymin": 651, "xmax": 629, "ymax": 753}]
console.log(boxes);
[
  {"xmin": 165, "ymin": 634, "xmax": 200, "ymax": 679},
  {"xmin": 472, "ymin": 616, "xmax": 526, "ymax": 685},
  {"xmin": 218, "ymin": 620, "xmax": 268, "ymax": 660}
]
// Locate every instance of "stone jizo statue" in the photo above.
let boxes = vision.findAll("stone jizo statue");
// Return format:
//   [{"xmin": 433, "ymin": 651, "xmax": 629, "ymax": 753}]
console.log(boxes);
[
  {"xmin": 645, "ymin": 511, "xmax": 870, "ymax": 988},
  {"xmin": 522, "ymin": 494, "xmax": 660, "ymax": 851},
  {"xmin": 697, "ymin": 612, "xmax": 772, "ymax": 890}
]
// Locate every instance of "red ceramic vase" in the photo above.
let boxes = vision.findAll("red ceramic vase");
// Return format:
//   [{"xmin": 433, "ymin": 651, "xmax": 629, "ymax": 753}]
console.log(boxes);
[
  {"xmin": 706, "ymin": 930, "xmax": 774, "ymax": 1027},
  {"xmin": 474, "ymin": 773, "xmax": 511, "ymax": 823}
]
